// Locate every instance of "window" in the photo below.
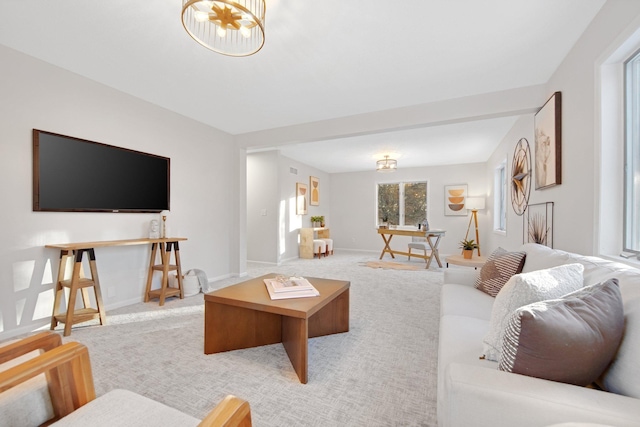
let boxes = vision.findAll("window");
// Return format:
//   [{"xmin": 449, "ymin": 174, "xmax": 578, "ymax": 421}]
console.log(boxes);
[
  {"xmin": 624, "ymin": 49, "xmax": 640, "ymax": 252},
  {"xmin": 494, "ymin": 159, "xmax": 507, "ymax": 232},
  {"xmin": 377, "ymin": 181, "xmax": 427, "ymax": 226}
]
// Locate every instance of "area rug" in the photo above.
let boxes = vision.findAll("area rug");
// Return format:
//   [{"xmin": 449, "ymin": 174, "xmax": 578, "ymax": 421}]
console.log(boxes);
[
  {"xmin": 60, "ymin": 251, "xmax": 442, "ymax": 426},
  {"xmin": 363, "ymin": 260, "xmax": 423, "ymax": 270}
]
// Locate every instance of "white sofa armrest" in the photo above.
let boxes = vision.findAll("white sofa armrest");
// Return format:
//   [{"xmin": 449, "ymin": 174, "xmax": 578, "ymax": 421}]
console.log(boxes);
[
  {"xmin": 443, "ymin": 268, "xmax": 478, "ymax": 287},
  {"xmin": 443, "ymin": 363, "xmax": 640, "ymax": 427}
]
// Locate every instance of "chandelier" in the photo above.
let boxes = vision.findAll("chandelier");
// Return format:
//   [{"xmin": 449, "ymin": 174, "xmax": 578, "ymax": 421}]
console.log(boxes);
[
  {"xmin": 181, "ymin": 0, "xmax": 266, "ymax": 57},
  {"xmin": 376, "ymin": 155, "xmax": 398, "ymax": 172}
]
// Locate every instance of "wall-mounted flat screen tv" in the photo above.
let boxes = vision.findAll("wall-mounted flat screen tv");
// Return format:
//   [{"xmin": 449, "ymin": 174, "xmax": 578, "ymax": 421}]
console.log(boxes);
[{"xmin": 33, "ymin": 129, "xmax": 170, "ymax": 213}]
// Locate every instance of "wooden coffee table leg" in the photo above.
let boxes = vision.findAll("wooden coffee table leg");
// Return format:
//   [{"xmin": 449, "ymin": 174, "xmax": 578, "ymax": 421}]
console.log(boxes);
[
  {"xmin": 204, "ymin": 301, "xmax": 281, "ymax": 354},
  {"xmin": 282, "ymin": 316, "xmax": 308, "ymax": 384}
]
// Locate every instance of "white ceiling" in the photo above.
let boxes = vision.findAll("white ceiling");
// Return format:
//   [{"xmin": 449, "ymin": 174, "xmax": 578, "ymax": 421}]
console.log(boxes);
[{"xmin": 0, "ymin": 0, "xmax": 606, "ymax": 173}]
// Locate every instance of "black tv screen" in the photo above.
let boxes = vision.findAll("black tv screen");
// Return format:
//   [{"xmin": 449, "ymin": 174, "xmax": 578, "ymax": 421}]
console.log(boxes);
[{"xmin": 33, "ymin": 130, "xmax": 170, "ymax": 213}]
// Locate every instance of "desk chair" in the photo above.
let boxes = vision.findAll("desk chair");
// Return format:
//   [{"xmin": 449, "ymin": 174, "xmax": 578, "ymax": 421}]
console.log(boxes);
[
  {"xmin": 0, "ymin": 332, "xmax": 252, "ymax": 427},
  {"xmin": 408, "ymin": 236, "xmax": 431, "ymax": 261}
]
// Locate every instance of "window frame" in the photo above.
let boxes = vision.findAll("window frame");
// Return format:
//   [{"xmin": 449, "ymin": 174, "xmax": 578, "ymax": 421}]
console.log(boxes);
[
  {"xmin": 376, "ymin": 180, "xmax": 428, "ymax": 227},
  {"xmin": 493, "ymin": 158, "xmax": 507, "ymax": 234},
  {"xmin": 623, "ymin": 48, "xmax": 640, "ymax": 253}
]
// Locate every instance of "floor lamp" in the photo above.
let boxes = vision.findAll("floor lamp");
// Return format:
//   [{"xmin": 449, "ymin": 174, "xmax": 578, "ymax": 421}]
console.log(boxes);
[{"xmin": 464, "ymin": 197, "xmax": 485, "ymax": 256}]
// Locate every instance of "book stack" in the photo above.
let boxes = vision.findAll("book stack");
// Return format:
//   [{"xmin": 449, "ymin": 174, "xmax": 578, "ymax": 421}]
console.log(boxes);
[{"xmin": 263, "ymin": 276, "xmax": 320, "ymax": 300}]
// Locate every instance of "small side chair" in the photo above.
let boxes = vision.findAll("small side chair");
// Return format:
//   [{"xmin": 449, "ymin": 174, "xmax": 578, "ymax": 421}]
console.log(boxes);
[{"xmin": 0, "ymin": 331, "xmax": 252, "ymax": 427}]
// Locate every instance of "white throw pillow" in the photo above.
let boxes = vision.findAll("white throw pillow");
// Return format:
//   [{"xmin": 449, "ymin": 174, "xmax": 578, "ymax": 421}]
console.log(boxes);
[{"xmin": 482, "ymin": 263, "xmax": 585, "ymax": 361}]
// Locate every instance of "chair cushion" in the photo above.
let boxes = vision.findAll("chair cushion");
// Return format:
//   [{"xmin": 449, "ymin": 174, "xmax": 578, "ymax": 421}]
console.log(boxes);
[
  {"xmin": 0, "ymin": 343, "xmax": 54, "ymax": 427},
  {"xmin": 498, "ymin": 279, "xmax": 624, "ymax": 386},
  {"xmin": 50, "ymin": 389, "xmax": 200, "ymax": 427},
  {"xmin": 408, "ymin": 242, "xmax": 429, "ymax": 250}
]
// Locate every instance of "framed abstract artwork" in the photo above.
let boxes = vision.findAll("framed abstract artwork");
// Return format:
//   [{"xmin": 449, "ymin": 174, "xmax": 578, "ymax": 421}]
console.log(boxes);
[
  {"xmin": 534, "ymin": 91, "xmax": 562, "ymax": 190},
  {"xmin": 310, "ymin": 176, "xmax": 319, "ymax": 206},
  {"xmin": 296, "ymin": 183, "xmax": 308, "ymax": 215},
  {"xmin": 444, "ymin": 184, "xmax": 467, "ymax": 216}
]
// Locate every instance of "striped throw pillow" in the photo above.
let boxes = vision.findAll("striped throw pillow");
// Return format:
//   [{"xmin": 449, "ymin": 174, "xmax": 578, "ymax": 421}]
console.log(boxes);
[{"xmin": 475, "ymin": 248, "xmax": 526, "ymax": 296}]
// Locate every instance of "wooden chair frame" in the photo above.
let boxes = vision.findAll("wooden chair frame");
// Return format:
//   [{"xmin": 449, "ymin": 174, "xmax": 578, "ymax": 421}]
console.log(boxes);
[{"xmin": 0, "ymin": 332, "xmax": 251, "ymax": 427}]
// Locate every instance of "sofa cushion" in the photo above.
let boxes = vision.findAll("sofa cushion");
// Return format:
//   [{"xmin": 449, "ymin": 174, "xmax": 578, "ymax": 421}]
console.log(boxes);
[
  {"xmin": 0, "ymin": 342, "xmax": 54, "ymax": 427},
  {"xmin": 597, "ymin": 268, "xmax": 640, "ymax": 399},
  {"xmin": 474, "ymin": 247, "xmax": 526, "ymax": 296},
  {"xmin": 519, "ymin": 244, "xmax": 640, "ymax": 398},
  {"xmin": 482, "ymin": 263, "xmax": 585, "ymax": 361},
  {"xmin": 520, "ymin": 243, "xmax": 573, "ymax": 273},
  {"xmin": 441, "ymin": 284, "xmax": 494, "ymax": 320},
  {"xmin": 498, "ymin": 279, "xmax": 624, "ymax": 386}
]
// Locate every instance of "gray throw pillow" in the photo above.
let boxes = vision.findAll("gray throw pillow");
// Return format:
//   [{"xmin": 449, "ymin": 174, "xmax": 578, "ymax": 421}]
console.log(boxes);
[
  {"xmin": 499, "ymin": 278, "xmax": 624, "ymax": 386},
  {"xmin": 482, "ymin": 263, "xmax": 584, "ymax": 361}
]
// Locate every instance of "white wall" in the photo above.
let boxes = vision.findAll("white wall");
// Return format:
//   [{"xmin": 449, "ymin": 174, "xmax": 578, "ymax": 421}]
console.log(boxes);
[
  {"xmin": 247, "ymin": 152, "xmax": 279, "ymax": 263},
  {"xmin": 0, "ymin": 45, "xmax": 241, "ymax": 339},
  {"xmin": 544, "ymin": 0, "xmax": 640, "ymax": 255},
  {"xmin": 483, "ymin": 1, "xmax": 640, "ymax": 257},
  {"xmin": 329, "ymin": 163, "xmax": 487, "ymax": 257},
  {"xmin": 485, "ymin": 116, "xmax": 535, "ymax": 252},
  {"xmin": 277, "ymin": 155, "xmax": 331, "ymax": 263},
  {"xmin": 246, "ymin": 151, "xmax": 330, "ymax": 264}
]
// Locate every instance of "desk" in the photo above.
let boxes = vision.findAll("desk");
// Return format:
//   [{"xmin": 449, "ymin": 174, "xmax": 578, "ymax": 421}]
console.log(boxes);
[
  {"xmin": 377, "ymin": 228, "xmax": 446, "ymax": 268},
  {"xmin": 46, "ymin": 237, "xmax": 187, "ymax": 336}
]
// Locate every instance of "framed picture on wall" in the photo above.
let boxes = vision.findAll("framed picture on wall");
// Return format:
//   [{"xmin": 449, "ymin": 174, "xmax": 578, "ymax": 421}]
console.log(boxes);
[
  {"xmin": 296, "ymin": 183, "xmax": 308, "ymax": 215},
  {"xmin": 534, "ymin": 91, "xmax": 562, "ymax": 190},
  {"xmin": 444, "ymin": 184, "xmax": 468, "ymax": 216},
  {"xmin": 310, "ymin": 176, "xmax": 319, "ymax": 206},
  {"xmin": 523, "ymin": 202, "xmax": 554, "ymax": 248}
]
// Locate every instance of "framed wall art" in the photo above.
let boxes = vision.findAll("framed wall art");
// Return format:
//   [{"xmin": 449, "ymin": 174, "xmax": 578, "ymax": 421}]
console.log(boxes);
[
  {"xmin": 523, "ymin": 202, "xmax": 554, "ymax": 248},
  {"xmin": 444, "ymin": 184, "xmax": 467, "ymax": 216},
  {"xmin": 511, "ymin": 138, "xmax": 532, "ymax": 216},
  {"xmin": 534, "ymin": 91, "xmax": 562, "ymax": 190},
  {"xmin": 296, "ymin": 183, "xmax": 308, "ymax": 215},
  {"xmin": 310, "ymin": 176, "xmax": 319, "ymax": 206}
]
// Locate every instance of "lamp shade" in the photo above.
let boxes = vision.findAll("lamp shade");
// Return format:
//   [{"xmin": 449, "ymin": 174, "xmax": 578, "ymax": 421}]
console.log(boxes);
[{"xmin": 466, "ymin": 197, "xmax": 485, "ymax": 211}]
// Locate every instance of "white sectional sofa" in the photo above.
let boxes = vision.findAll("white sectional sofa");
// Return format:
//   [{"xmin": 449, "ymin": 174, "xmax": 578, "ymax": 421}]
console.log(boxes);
[{"xmin": 438, "ymin": 243, "xmax": 640, "ymax": 427}]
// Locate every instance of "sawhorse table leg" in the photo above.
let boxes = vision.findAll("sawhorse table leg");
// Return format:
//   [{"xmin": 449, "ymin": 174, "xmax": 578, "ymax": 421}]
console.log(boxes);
[
  {"xmin": 378, "ymin": 233, "xmax": 396, "ymax": 260},
  {"xmin": 50, "ymin": 248, "xmax": 106, "ymax": 337}
]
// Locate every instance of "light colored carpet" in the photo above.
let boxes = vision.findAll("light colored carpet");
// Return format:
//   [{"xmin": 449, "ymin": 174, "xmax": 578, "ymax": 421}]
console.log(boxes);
[
  {"xmin": 363, "ymin": 260, "xmax": 423, "ymax": 270},
  {"xmin": 61, "ymin": 251, "xmax": 442, "ymax": 426}
]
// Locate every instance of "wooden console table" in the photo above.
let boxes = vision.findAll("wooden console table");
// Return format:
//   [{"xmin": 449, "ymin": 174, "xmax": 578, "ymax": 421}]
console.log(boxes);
[
  {"xmin": 377, "ymin": 228, "xmax": 446, "ymax": 269},
  {"xmin": 46, "ymin": 237, "xmax": 187, "ymax": 336}
]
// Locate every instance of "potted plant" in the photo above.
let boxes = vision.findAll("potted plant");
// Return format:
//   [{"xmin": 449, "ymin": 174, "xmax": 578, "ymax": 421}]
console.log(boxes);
[
  {"xmin": 459, "ymin": 239, "xmax": 478, "ymax": 259},
  {"xmin": 380, "ymin": 214, "xmax": 389, "ymax": 229},
  {"xmin": 311, "ymin": 216, "xmax": 324, "ymax": 228}
]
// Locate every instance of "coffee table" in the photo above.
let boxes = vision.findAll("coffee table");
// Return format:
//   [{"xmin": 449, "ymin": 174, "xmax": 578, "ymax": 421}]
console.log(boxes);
[{"xmin": 204, "ymin": 274, "xmax": 350, "ymax": 383}]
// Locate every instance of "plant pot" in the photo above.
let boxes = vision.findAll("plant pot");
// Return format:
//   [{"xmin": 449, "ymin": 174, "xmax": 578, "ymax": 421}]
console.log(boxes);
[{"xmin": 463, "ymin": 249, "xmax": 473, "ymax": 259}]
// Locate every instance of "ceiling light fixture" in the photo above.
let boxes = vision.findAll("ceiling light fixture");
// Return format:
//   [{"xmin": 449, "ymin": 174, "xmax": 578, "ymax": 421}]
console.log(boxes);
[
  {"xmin": 181, "ymin": 0, "xmax": 266, "ymax": 57},
  {"xmin": 376, "ymin": 155, "xmax": 398, "ymax": 173}
]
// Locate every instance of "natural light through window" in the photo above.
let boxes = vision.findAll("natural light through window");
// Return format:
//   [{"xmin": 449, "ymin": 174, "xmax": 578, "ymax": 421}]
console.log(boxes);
[
  {"xmin": 494, "ymin": 159, "xmax": 507, "ymax": 233},
  {"xmin": 625, "ymin": 49, "xmax": 640, "ymax": 253},
  {"xmin": 377, "ymin": 181, "xmax": 427, "ymax": 226}
]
